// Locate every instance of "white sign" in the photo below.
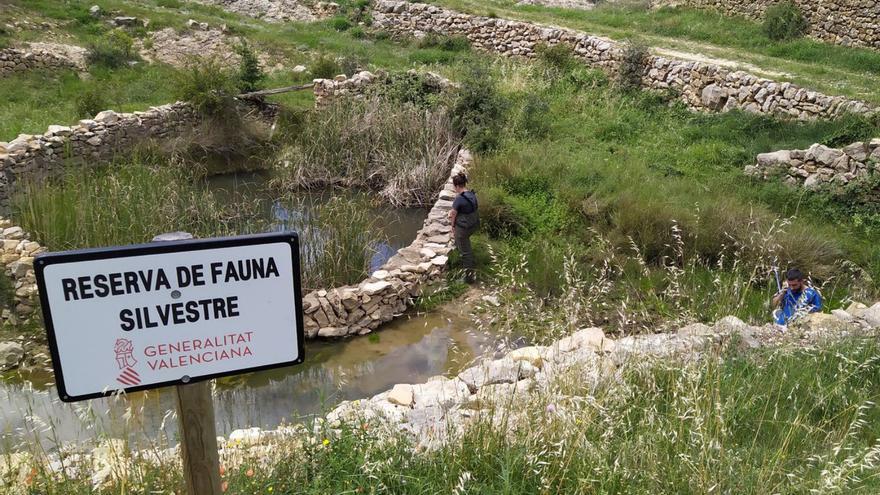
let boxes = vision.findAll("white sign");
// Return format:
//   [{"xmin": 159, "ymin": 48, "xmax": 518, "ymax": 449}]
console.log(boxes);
[{"xmin": 35, "ymin": 233, "xmax": 304, "ymax": 402}]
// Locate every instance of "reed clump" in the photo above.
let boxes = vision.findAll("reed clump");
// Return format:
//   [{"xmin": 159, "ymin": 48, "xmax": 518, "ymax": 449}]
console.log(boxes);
[{"xmin": 273, "ymin": 97, "xmax": 460, "ymax": 207}]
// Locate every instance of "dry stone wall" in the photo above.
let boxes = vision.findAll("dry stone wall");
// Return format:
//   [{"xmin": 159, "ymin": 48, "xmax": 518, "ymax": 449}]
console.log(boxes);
[
  {"xmin": 301, "ymin": 149, "xmax": 468, "ymax": 338},
  {"xmin": 652, "ymin": 0, "xmax": 880, "ymax": 50},
  {"xmin": 0, "ymin": 103, "xmax": 201, "ymax": 206},
  {"xmin": 0, "ymin": 217, "xmax": 43, "ymax": 324},
  {"xmin": 313, "ymin": 69, "xmax": 454, "ymax": 106},
  {"xmin": 0, "ymin": 46, "xmax": 82, "ymax": 77},
  {"xmin": 746, "ymin": 138, "xmax": 880, "ymax": 188},
  {"xmin": 372, "ymin": 0, "xmax": 873, "ymax": 121}
]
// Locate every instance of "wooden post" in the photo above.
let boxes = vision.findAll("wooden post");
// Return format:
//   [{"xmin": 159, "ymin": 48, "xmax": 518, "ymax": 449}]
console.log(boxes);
[{"xmin": 152, "ymin": 232, "xmax": 222, "ymax": 495}]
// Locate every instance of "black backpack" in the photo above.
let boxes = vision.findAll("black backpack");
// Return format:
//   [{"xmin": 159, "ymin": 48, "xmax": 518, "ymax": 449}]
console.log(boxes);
[{"xmin": 455, "ymin": 191, "xmax": 480, "ymax": 231}]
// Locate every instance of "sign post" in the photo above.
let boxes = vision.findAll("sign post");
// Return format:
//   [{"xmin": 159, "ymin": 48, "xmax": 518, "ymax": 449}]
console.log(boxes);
[
  {"xmin": 34, "ymin": 231, "xmax": 305, "ymax": 495},
  {"xmin": 153, "ymin": 232, "xmax": 221, "ymax": 495}
]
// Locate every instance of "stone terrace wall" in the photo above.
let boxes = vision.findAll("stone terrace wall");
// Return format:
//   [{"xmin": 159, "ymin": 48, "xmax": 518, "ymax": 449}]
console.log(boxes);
[
  {"xmin": 313, "ymin": 69, "xmax": 455, "ymax": 106},
  {"xmin": 746, "ymin": 138, "xmax": 880, "ymax": 188},
  {"xmin": 652, "ymin": 0, "xmax": 880, "ymax": 51},
  {"xmin": 0, "ymin": 217, "xmax": 43, "ymax": 324},
  {"xmin": 301, "ymin": 150, "xmax": 468, "ymax": 338},
  {"xmin": 372, "ymin": 1, "xmax": 873, "ymax": 121},
  {"xmin": 0, "ymin": 103, "xmax": 201, "ymax": 206},
  {"xmin": 0, "ymin": 47, "xmax": 81, "ymax": 77}
]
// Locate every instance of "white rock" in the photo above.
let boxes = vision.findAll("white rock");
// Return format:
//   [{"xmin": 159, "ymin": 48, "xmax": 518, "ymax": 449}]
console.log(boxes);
[
  {"xmin": 387, "ymin": 384, "xmax": 414, "ymax": 407},
  {"xmin": 293, "ymin": 65, "xmax": 307, "ymax": 73},
  {"xmin": 362, "ymin": 281, "xmax": 391, "ymax": 295},
  {"xmin": 0, "ymin": 341, "xmax": 24, "ymax": 370},
  {"xmin": 93, "ymin": 110, "xmax": 119, "ymax": 124},
  {"xmin": 411, "ymin": 378, "xmax": 469, "ymax": 409}
]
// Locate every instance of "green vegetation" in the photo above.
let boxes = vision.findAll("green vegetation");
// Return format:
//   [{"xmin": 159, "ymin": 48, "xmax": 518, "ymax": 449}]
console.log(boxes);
[
  {"xmin": 763, "ymin": 0, "xmax": 808, "ymax": 41},
  {"xmin": 13, "ymin": 339, "xmax": 880, "ymax": 493},
  {"xmin": 234, "ymin": 40, "xmax": 265, "ymax": 93},
  {"xmin": 423, "ymin": 0, "xmax": 880, "ymax": 103},
  {"xmin": 85, "ymin": 29, "xmax": 138, "ymax": 69}
]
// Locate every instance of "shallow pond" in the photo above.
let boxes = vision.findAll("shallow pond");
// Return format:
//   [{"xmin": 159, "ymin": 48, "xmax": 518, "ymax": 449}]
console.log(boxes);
[
  {"xmin": 0, "ymin": 304, "xmax": 499, "ymax": 450},
  {"xmin": 0, "ymin": 172, "xmax": 502, "ymax": 451},
  {"xmin": 204, "ymin": 171, "xmax": 428, "ymax": 276}
]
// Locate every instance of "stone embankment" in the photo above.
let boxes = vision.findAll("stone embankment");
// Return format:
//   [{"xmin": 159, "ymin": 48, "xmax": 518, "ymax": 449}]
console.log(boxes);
[
  {"xmin": 300, "ymin": 149, "xmax": 467, "ymax": 338},
  {"xmin": 313, "ymin": 69, "xmax": 454, "ymax": 106},
  {"xmin": 652, "ymin": 0, "xmax": 880, "ymax": 51},
  {"xmin": 372, "ymin": 1, "xmax": 872, "ymax": 121},
  {"xmin": 0, "ymin": 43, "xmax": 86, "ymax": 77},
  {"xmin": 0, "ymin": 103, "xmax": 201, "ymax": 206},
  {"xmin": 747, "ymin": 138, "xmax": 880, "ymax": 188},
  {"xmin": 193, "ymin": 0, "xmax": 338, "ymax": 22}
]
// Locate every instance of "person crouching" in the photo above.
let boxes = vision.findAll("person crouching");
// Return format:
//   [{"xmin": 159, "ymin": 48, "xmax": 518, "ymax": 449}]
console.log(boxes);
[{"xmin": 772, "ymin": 268, "xmax": 822, "ymax": 326}]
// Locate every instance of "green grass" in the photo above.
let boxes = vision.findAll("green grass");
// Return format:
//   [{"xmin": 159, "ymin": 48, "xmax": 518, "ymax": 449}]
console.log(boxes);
[
  {"xmin": 423, "ymin": 0, "xmax": 880, "ymax": 103},
  {"xmin": 0, "ymin": 0, "xmax": 475, "ymax": 138},
  {"xmin": 13, "ymin": 338, "xmax": 880, "ymax": 493},
  {"xmin": 0, "ymin": 65, "xmax": 178, "ymax": 138}
]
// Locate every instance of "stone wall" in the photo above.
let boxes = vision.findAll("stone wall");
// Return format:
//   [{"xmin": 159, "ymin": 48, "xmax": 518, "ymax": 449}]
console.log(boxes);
[
  {"xmin": 746, "ymin": 139, "xmax": 880, "ymax": 188},
  {"xmin": 0, "ymin": 217, "xmax": 42, "ymax": 324},
  {"xmin": 652, "ymin": 0, "xmax": 880, "ymax": 50},
  {"xmin": 0, "ymin": 47, "xmax": 82, "ymax": 77},
  {"xmin": 301, "ymin": 149, "xmax": 468, "ymax": 338},
  {"xmin": 313, "ymin": 69, "xmax": 454, "ymax": 106},
  {"xmin": 372, "ymin": 1, "xmax": 873, "ymax": 121},
  {"xmin": 0, "ymin": 103, "xmax": 201, "ymax": 206}
]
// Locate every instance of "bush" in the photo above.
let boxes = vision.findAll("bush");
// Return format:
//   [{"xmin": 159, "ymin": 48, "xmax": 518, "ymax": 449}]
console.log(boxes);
[
  {"xmin": 330, "ymin": 16, "xmax": 352, "ymax": 32},
  {"xmin": 763, "ymin": 1, "xmax": 809, "ymax": 41},
  {"xmin": 156, "ymin": 0, "xmax": 183, "ymax": 7},
  {"xmin": 517, "ymin": 94, "xmax": 551, "ymax": 139},
  {"xmin": 85, "ymin": 29, "xmax": 137, "ymax": 69},
  {"xmin": 451, "ymin": 64, "xmax": 509, "ymax": 153},
  {"xmin": 173, "ymin": 58, "xmax": 238, "ymax": 119},
  {"xmin": 536, "ymin": 43, "xmax": 577, "ymax": 74},
  {"xmin": 477, "ymin": 186, "xmax": 529, "ymax": 238},
  {"xmin": 75, "ymin": 87, "xmax": 109, "ymax": 119},
  {"xmin": 375, "ymin": 71, "xmax": 446, "ymax": 109},
  {"xmin": 617, "ymin": 41, "xmax": 648, "ymax": 91},
  {"xmin": 350, "ymin": 26, "xmax": 367, "ymax": 39},
  {"xmin": 310, "ymin": 54, "xmax": 341, "ymax": 79},
  {"xmin": 233, "ymin": 40, "xmax": 264, "ymax": 93}
]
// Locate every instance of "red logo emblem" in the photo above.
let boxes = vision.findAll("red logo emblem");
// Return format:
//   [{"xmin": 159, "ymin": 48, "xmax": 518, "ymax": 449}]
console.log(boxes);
[{"xmin": 114, "ymin": 338, "xmax": 141, "ymax": 386}]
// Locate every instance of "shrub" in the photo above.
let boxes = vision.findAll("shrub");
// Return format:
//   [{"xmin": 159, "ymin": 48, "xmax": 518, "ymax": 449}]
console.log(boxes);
[
  {"xmin": 233, "ymin": 40, "xmax": 264, "ymax": 93},
  {"xmin": 156, "ymin": 0, "xmax": 183, "ymax": 7},
  {"xmin": 310, "ymin": 53, "xmax": 341, "ymax": 79},
  {"xmin": 763, "ymin": 1, "xmax": 809, "ymax": 41},
  {"xmin": 349, "ymin": 26, "xmax": 367, "ymax": 39},
  {"xmin": 75, "ymin": 87, "xmax": 109, "ymax": 119},
  {"xmin": 85, "ymin": 29, "xmax": 137, "ymax": 69},
  {"xmin": 820, "ymin": 112, "xmax": 880, "ymax": 148},
  {"xmin": 478, "ymin": 186, "xmax": 529, "ymax": 238},
  {"xmin": 173, "ymin": 58, "xmax": 238, "ymax": 119},
  {"xmin": 330, "ymin": 16, "xmax": 352, "ymax": 32},
  {"xmin": 517, "ymin": 94, "xmax": 551, "ymax": 139},
  {"xmin": 617, "ymin": 41, "xmax": 648, "ymax": 92},
  {"xmin": 451, "ymin": 64, "xmax": 509, "ymax": 153},
  {"xmin": 375, "ymin": 71, "xmax": 445, "ymax": 109},
  {"xmin": 536, "ymin": 43, "xmax": 577, "ymax": 74}
]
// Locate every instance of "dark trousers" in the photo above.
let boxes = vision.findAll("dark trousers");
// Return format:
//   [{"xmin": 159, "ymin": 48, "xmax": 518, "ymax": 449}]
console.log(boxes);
[{"xmin": 454, "ymin": 226, "xmax": 475, "ymax": 271}]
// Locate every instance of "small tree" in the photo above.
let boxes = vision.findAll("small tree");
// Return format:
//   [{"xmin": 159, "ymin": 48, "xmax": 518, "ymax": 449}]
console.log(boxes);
[
  {"xmin": 234, "ymin": 40, "xmax": 264, "ymax": 93},
  {"xmin": 763, "ymin": 1, "xmax": 808, "ymax": 41}
]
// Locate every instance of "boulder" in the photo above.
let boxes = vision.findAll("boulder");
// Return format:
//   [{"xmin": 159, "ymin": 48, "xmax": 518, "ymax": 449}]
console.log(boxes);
[
  {"xmin": 677, "ymin": 322, "xmax": 713, "ymax": 337},
  {"xmin": 0, "ymin": 341, "xmax": 24, "ymax": 370},
  {"xmin": 860, "ymin": 303, "xmax": 880, "ymax": 328},
  {"xmin": 411, "ymin": 377, "xmax": 470, "ymax": 409},
  {"xmin": 457, "ymin": 357, "xmax": 536, "ymax": 392},
  {"xmin": 793, "ymin": 312, "xmax": 854, "ymax": 333},
  {"xmin": 806, "ymin": 144, "xmax": 844, "ymax": 166},
  {"xmin": 556, "ymin": 327, "xmax": 614, "ymax": 353},
  {"xmin": 228, "ymin": 427, "xmax": 264, "ymax": 446},
  {"xmin": 842, "ymin": 141, "xmax": 868, "ymax": 162},
  {"xmin": 387, "ymin": 384, "xmax": 414, "ymax": 407},
  {"xmin": 112, "ymin": 16, "xmax": 139, "ymax": 27},
  {"xmin": 700, "ymin": 84, "xmax": 726, "ymax": 110},
  {"xmin": 756, "ymin": 150, "xmax": 791, "ymax": 168},
  {"xmin": 507, "ymin": 346, "xmax": 545, "ymax": 369},
  {"xmin": 89, "ymin": 5, "xmax": 102, "ymax": 17},
  {"xmin": 93, "ymin": 110, "xmax": 119, "ymax": 124}
]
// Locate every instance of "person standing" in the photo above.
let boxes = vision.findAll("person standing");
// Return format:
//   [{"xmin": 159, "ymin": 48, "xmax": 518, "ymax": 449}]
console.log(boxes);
[
  {"xmin": 448, "ymin": 172, "xmax": 479, "ymax": 283},
  {"xmin": 772, "ymin": 268, "xmax": 822, "ymax": 326}
]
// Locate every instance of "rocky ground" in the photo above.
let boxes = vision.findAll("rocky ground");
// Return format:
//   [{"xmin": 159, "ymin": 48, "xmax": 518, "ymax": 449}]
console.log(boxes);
[
  {"xmin": 138, "ymin": 25, "xmax": 284, "ymax": 72},
  {"xmin": 516, "ymin": 0, "xmax": 599, "ymax": 10}
]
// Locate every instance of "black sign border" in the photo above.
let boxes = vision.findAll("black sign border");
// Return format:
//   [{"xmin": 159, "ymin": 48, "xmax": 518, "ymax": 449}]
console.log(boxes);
[{"xmin": 34, "ymin": 232, "xmax": 305, "ymax": 403}]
